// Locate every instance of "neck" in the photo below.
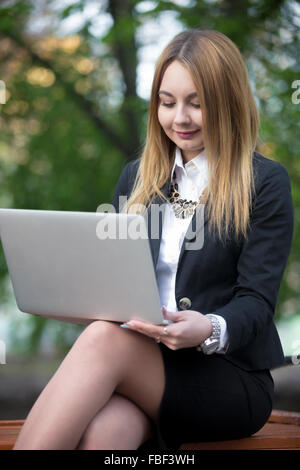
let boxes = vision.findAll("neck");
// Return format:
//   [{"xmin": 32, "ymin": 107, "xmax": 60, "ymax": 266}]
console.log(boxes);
[{"xmin": 181, "ymin": 146, "xmax": 205, "ymax": 164}]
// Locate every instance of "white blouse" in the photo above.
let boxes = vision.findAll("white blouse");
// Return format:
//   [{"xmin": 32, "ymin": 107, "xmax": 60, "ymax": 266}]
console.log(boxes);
[{"xmin": 156, "ymin": 147, "xmax": 228, "ymax": 352}]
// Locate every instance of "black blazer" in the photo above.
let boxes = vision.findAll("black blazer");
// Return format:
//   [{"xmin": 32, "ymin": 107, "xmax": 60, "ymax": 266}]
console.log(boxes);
[{"xmin": 112, "ymin": 152, "xmax": 294, "ymax": 371}]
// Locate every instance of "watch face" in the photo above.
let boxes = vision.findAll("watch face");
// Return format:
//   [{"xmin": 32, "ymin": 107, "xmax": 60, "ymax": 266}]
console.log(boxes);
[{"xmin": 202, "ymin": 338, "xmax": 219, "ymax": 354}]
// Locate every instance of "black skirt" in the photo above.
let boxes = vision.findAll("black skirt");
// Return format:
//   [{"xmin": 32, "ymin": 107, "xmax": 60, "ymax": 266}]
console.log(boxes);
[{"xmin": 139, "ymin": 343, "xmax": 274, "ymax": 451}]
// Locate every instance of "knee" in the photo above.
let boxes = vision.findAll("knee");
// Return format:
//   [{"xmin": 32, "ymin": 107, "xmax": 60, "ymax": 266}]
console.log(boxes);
[
  {"xmin": 75, "ymin": 319, "xmax": 154, "ymax": 363},
  {"xmin": 77, "ymin": 418, "xmax": 101, "ymax": 450},
  {"xmin": 77, "ymin": 394, "xmax": 154, "ymax": 450},
  {"xmin": 76, "ymin": 320, "xmax": 121, "ymax": 351}
]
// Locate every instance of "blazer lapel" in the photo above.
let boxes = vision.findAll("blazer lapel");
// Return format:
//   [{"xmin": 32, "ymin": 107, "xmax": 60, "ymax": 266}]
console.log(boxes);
[
  {"xmin": 146, "ymin": 179, "xmax": 170, "ymax": 268},
  {"xmin": 177, "ymin": 203, "xmax": 209, "ymax": 268}
]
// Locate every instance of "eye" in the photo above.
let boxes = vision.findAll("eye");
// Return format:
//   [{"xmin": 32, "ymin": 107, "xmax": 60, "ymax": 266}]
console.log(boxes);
[
  {"xmin": 191, "ymin": 103, "xmax": 201, "ymax": 108},
  {"xmin": 161, "ymin": 102, "xmax": 175, "ymax": 108}
]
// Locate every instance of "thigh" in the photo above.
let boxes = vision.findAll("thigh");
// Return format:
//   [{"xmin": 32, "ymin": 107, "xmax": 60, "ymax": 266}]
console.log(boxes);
[
  {"xmin": 114, "ymin": 326, "xmax": 166, "ymax": 423},
  {"xmin": 80, "ymin": 320, "xmax": 166, "ymax": 424}
]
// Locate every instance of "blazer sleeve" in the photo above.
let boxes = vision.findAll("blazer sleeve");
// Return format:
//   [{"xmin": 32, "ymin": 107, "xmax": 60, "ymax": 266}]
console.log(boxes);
[{"xmin": 211, "ymin": 161, "xmax": 294, "ymax": 354}]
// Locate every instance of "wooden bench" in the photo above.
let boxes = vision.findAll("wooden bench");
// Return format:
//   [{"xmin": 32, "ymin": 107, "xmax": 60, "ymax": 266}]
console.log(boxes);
[
  {"xmin": 181, "ymin": 410, "xmax": 300, "ymax": 450},
  {"xmin": 1, "ymin": 410, "xmax": 299, "ymax": 450},
  {"xmin": 0, "ymin": 420, "xmax": 24, "ymax": 451}
]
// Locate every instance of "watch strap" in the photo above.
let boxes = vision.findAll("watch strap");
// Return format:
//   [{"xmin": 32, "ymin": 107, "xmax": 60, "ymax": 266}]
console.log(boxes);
[{"xmin": 196, "ymin": 314, "xmax": 221, "ymax": 354}]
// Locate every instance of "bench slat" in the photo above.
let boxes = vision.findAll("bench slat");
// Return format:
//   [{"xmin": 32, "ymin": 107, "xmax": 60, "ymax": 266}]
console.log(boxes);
[
  {"xmin": 181, "ymin": 423, "xmax": 300, "ymax": 450},
  {"xmin": 1, "ymin": 411, "xmax": 300, "ymax": 450},
  {"xmin": 268, "ymin": 409, "xmax": 300, "ymax": 425},
  {"xmin": 0, "ymin": 421, "xmax": 23, "ymax": 451}
]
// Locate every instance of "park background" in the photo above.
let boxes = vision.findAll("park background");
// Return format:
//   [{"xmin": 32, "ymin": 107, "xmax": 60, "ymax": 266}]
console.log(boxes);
[{"xmin": 0, "ymin": 0, "xmax": 299, "ymax": 419}]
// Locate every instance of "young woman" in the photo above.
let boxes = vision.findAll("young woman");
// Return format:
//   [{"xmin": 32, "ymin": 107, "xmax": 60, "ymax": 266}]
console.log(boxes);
[{"xmin": 14, "ymin": 29, "xmax": 294, "ymax": 450}]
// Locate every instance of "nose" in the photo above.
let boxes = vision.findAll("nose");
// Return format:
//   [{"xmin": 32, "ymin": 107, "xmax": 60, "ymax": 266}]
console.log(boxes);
[{"xmin": 174, "ymin": 104, "xmax": 191, "ymax": 126}]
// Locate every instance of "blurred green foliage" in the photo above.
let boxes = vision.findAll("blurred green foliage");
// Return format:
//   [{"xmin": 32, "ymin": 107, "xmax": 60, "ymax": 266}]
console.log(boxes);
[{"xmin": 0, "ymin": 0, "xmax": 299, "ymax": 355}]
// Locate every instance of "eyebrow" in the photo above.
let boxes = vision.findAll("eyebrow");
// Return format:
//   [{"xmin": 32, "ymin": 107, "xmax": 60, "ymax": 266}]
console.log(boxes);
[{"xmin": 158, "ymin": 91, "xmax": 198, "ymax": 99}]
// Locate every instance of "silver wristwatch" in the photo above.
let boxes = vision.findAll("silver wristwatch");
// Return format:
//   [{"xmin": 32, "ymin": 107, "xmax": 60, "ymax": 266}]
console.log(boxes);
[{"xmin": 196, "ymin": 314, "xmax": 221, "ymax": 354}]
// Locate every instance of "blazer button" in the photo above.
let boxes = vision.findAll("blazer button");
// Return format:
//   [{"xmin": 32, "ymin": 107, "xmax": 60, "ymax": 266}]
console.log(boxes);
[{"xmin": 178, "ymin": 297, "xmax": 192, "ymax": 310}]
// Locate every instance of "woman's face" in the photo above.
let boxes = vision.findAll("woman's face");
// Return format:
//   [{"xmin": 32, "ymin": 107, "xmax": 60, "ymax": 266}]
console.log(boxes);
[{"xmin": 157, "ymin": 60, "xmax": 204, "ymax": 163}]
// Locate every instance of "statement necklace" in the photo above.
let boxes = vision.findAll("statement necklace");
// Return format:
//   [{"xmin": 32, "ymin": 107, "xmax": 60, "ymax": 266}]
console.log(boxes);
[{"xmin": 168, "ymin": 171, "xmax": 202, "ymax": 219}]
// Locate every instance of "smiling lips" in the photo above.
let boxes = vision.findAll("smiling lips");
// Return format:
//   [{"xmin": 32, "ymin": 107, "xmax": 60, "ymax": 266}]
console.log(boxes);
[{"xmin": 175, "ymin": 130, "xmax": 200, "ymax": 139}]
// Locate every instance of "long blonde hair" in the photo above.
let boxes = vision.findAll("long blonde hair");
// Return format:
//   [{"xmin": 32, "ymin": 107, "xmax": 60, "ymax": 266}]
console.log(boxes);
[{"xmin": 123, "ymin": 29, "xmax": 260, "ymax": 243}]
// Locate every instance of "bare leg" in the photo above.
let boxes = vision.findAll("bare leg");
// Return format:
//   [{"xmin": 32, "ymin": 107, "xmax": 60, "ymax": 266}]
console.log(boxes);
[
  {"xmin": 13, "ymin": 320, "xmax": 165, "ymax": 450},
  {"xmin": 77, "ymin": 393, "xmax": 154, "ymax": 450}
]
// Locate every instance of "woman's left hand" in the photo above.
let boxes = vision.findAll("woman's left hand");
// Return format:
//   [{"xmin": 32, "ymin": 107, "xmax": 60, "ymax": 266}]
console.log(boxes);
[{"xmin": 123, "ymin": 306, "xmax": 213, "ymax": 350}]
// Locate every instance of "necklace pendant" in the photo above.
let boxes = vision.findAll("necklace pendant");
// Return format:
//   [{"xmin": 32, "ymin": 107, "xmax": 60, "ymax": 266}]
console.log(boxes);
[{"xmin": 168, "ymin": 174, "xmax": 198, "ymax": 219}]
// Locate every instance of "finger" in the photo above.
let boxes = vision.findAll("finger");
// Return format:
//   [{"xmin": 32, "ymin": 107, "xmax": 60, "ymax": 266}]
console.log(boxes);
[
  {"xmin": 125, "ymin": 320, "xmax": 164, "ymax": 339},
  {"xmin": 161, "ymin": 307, "xmax": 182, "ymax": 323}
]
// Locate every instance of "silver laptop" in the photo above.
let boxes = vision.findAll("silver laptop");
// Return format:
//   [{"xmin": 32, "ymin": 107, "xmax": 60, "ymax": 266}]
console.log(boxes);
[{"xmin": 0, "ymin": 209, "xmax": 164, "ymax": 325}]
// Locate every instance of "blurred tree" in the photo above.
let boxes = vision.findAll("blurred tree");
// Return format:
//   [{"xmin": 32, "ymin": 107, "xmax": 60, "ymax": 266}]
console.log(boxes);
[{"xmin": 0, "ymin": 0, "xmax": 299, "ymax": 354}]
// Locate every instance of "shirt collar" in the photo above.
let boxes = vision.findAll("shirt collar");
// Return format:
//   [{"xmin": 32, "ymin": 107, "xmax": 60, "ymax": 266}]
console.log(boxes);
[{"xmin": 170, "ymin": 146, "xmax": 207, "ymax": 180}]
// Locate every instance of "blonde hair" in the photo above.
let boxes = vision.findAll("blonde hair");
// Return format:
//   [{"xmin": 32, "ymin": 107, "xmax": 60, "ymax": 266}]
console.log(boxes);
[{"xmin": 123, "ymin": 29, "xmax": 260, "ymax": 243}]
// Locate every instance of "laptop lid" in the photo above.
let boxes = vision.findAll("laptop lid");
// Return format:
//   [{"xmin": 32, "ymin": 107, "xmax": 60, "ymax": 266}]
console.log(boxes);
[{"xmin": 0, "ymin": 209, "xmax": 164, "ymax": 325}]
